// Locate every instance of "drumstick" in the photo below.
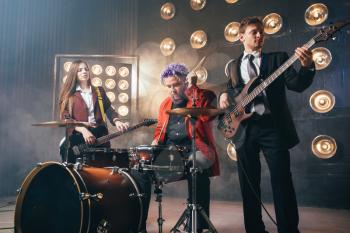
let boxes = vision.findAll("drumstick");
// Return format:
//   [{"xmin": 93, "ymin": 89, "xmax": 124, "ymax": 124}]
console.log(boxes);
[{"xmin": 155, "ymin": 121, "xmax": 166, "ymax": 144}]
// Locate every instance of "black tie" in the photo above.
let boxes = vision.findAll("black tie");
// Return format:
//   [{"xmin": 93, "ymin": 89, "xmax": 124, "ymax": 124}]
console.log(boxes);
[
  {"xmin": 246, "ymin": 54, "xmax": 265, "ymax": 115},
  {"xmin": 247, "ymin": 54, "xmax": 258, "ymax": 79}
]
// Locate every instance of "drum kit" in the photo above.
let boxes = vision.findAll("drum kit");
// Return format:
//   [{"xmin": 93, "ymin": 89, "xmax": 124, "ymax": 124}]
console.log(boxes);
[{"xmin": 14, "ymin": 107, "xmax": 223, "ymax": 233}]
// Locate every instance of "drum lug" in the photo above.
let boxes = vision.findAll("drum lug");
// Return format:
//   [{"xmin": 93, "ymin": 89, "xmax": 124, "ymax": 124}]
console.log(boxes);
[
  {"xmin": 110, "ymin": 166, "xmax": 120, "ymax": 174},
  {"xmin": 80, "ymin": 192, "xmax": 104, "ymax": 201},
  {"xmin": 17, "ymin": 187, "xmax": 22, "ymax": 194},
  {"xmin": 129, "ymin": 192, "xmax": 144, "ymax": 198},
  {"xmin": 74, "ymin": 159, "xmax": 84, "ymax": 171},
  {"xmin": 36, "ymin": 162, "xmax": 43, "ymax": 167}
]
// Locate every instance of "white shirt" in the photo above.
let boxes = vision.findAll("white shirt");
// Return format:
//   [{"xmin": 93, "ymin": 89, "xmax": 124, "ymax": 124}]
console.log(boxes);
[
  {"xmin": 240, "ymin": 50, "xmax": 262, "ymax": 84},
  {"xmin": 76, "ymin": 85, "xmax": 96, "ymax": 124},
  {"xmin": 240, "ymin": 51, "xmax": 270, "ymax": 115}
]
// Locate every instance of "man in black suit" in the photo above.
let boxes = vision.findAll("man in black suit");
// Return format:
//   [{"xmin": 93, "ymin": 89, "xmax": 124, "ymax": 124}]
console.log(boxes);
[{"xmin": 219, "ymin": 17, "xmax": 315, "ymax": 233}]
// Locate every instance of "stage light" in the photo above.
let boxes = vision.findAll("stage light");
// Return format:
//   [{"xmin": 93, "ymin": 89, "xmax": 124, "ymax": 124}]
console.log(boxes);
[
  {"xmin": 195, "ymin": 66, "xmax": 208, "ymax": 85},
  {"xmin": 105, "ymin": 65, "xmax": 117, "ymax": 76},
  {"xmin": 227, "ymin": 142, "xmax": 237, "ymax": 161},
  {"xmin": 226, "ymin": 0, "xmax": 238, "ymax": 4},
  {"xmin": 105, "ymin": 78, "xmax": 116, "ymax": 89},
  {"xmin": 160, "ymin": 2, "xmax": 175, "ymax": 20},
  {"xmin": 190, "ymin": 30, "xmax": 207, "ymax": 49},
  {"xmin": 190, "ymin": 0, "xmax": 206, "ymax": 11},
  {"xmin": 312, "ymin": 47, "xmax": 332, "ymax": 70},
  {"xmin": 309, "ymin": 90, "xmax": 335, "ymax": 113},
  {"xmin": 92, "ymin": 64, "xmax": 103, "ymax": 75},
  {"xmin": 119, "ymin": 66, "xmax": 129, "ymax": 77},
  {"xmin": 311, "ymin": 135, "xmax": 337, "ymax": 159},
  {"xmin": 118, "ymin": 105, "xmax": 129, "ymax": 116},
  {"xmin": 224, "ymin": 22, "xmax": 240, "ymax": 42},
  {"xmin": 305, "ymin": 3, "xmax": 328, "ymax": 26},
  {"xmin": 263, "ymin": 13, "xmax": 283, "ymax": 34},
  {"xmin": 118, "ymin": 80, "xmax": 129, "ymax": 90},
  {"xmin": 106, "ymin": 91, "xmax": 116, "ymax": 102},
  {"xmin": 91, "ymin": 77, "xmax": 102, "ymax": 87},
  {"xmin": 118, "ymin": 93, "xmax": 129, "ymax": 104},
  {"xmin": 64, "ymin": 62, "xmax": 72, "ymax": 72},
  {"xmin": 160, "ymin": 37, "xmax": 176, "ymax": 56}
]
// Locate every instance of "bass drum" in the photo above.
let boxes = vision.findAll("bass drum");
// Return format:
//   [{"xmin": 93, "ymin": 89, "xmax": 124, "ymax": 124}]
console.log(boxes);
[{"xmin": 15, "ymin": 162, "xmax": 143, "ymax": 233}]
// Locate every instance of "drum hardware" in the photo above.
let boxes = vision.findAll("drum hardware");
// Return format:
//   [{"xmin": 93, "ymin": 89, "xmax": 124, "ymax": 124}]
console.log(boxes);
[
  {"xmin": 97, "ymin": 219, "xmax": 111, "ymax": 233},
  {"xmin": 16, "ymin": 188, "xmax": 21, "ymax": 194},
  {"xmin": 154, "ymin": 182, "xmax": 165, "ymax": 233},
  {"xmin": 80, "ymin": 192, "xmax": 104, "ymax": 202},
  {"xmin": 128, "ymin": 193, "xmax": 145, "ymax": 198},
  {"xmin": 168, "ymin": 94, "xmax": 218, "ymax": 233},
  {"xmin": 74, "ymin": 158, "xmax": 84, "ymax": 171}
]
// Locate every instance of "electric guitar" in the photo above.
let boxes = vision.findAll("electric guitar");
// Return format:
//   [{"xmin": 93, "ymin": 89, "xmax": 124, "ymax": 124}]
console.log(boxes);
[
  {"xmin": 218, "ymin": 20, "xmax": 350, "ymax": 148},
  {"xmin": 60, "ymin": 118, "xmax": 157, "ymax": 161}
]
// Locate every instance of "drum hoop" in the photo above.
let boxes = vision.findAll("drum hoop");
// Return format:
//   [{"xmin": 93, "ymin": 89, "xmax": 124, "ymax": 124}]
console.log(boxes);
[
  {"xmin": 119, "ymin": 169, "xmax": 144, "ymax": 232},
  {"xmin": 71, "ymin": 165, "xmax": 92, "ymax": 233},
  {"xmin": 14, "ymin": 161, "xmax": 90, "ymax": 233}
]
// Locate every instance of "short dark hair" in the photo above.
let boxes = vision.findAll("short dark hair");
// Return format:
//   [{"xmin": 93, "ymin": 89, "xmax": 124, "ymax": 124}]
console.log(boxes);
[{"xmin": 239, "ymin": 16, "xmax": 264, "ymax": 34}]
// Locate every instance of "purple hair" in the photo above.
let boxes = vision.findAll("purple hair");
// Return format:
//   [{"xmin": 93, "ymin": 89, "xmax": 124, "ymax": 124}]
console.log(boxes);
[{"xmin": 160, "ymin": 63, "xmax": 188, "ymax": 84}]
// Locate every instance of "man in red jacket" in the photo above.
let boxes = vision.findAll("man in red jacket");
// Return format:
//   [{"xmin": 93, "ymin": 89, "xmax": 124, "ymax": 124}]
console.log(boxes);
[{"xmin": 152, "ymin": 63, "xmax": 220, "ymax": 232}]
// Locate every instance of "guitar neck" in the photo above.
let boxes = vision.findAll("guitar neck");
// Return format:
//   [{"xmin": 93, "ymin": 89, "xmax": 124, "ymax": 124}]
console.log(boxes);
[
  {"xmin": 95, "ymin": 122, "xmax": 146, "ymax": 146},
  {"xmin": 241, "ymin": 38, "xmax": 316, "ymax": 108}
]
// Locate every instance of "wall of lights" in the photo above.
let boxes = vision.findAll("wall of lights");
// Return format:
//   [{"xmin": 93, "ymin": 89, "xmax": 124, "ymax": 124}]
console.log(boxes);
[{"xmin": 52, "ymin": 55, "xmax": 137, "ymax": 123}]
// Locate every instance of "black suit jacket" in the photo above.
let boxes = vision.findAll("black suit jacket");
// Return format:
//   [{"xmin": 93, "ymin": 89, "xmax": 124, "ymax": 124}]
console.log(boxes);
[{"xmin": 225, "ymin": 52, "xmax": 315, "ymax": 149}]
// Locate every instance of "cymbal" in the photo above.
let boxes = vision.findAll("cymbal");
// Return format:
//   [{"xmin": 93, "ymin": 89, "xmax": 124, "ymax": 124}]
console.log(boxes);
[
  {"xmin": 166, "ymin": 107, "xmax": 224, "ymax": 117},
  {"xmin": 32, "ymin": 120, "xmax": 86, "ymax": 128}
]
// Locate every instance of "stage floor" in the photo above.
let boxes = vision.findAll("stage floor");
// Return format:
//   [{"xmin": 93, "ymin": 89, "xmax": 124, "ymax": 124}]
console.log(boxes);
[{"xmin": 1, "ymin": 196, "xmax": 349, "ymax": 233}]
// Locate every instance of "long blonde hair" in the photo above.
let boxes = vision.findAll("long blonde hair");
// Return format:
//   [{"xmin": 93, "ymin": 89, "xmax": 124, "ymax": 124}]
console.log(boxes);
[{"xmin": 58, "ymin": 60, "xmax": 91, "ymax": 118}]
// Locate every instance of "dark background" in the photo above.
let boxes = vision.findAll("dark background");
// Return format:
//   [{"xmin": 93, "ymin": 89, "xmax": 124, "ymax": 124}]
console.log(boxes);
[{"xmin": 0, "ymin": 0, "xmax": 349, "ymax": 209}]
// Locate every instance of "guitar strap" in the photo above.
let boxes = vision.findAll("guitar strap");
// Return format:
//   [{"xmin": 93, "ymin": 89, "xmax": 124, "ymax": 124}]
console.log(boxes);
[{"xmin": 95, "ymin": 87, "xmax": 107, "ymax": 123}]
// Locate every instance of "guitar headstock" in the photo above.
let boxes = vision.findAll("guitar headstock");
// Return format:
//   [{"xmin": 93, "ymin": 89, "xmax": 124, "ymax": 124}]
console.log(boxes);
[
  {"xmin": 143, "ymin": 118, "xmax": 158, "ymax": 126},
  {"xmin": 314, "ymin": 20, "xmax": 350, "ymax": 43}
]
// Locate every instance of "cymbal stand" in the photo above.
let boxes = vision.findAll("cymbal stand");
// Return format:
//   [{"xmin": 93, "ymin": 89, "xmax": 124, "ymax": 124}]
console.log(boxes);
[
  {"xmin": 154, "ymin": 181, "xmax": 165, "ymax": 233},
  {"xmin": 171, "ymin": 89, "xmax": 217, "ymax": 233},
  {"xmin": 64, "ymin": 118, "xmax": 73, "ymax": 164}
]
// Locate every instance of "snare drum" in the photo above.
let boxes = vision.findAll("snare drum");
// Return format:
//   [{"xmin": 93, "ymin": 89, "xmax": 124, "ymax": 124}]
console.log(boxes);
[
  {"xmin": 15, "ymin": 162, "xmax": 143, "ymax": 233},
  {"xmin": 129, "ymin": 145, "xmax": 187, "ymax": 183}
]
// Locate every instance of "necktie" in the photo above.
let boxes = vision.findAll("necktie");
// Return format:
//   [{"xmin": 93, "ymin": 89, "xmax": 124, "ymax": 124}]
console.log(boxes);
[
  {"xmin": 246, "ymin": 54, "xmax": 265, "ymax": 115},
  {"xmin": 247, "ymin": 54, "xmax": 258, "ymax": 79}
]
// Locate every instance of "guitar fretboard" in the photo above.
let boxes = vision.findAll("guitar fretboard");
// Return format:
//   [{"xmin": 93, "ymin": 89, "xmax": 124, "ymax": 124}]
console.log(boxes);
[{"xmin": 95, "ymin": 121, "xmax": 154, "ymax": 146}]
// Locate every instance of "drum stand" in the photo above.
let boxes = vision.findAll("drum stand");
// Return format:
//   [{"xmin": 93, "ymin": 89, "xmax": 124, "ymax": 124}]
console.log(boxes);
[
  {"xmin": 170, "ymin": 115, "xmax": 217, "ymax": 233},
  {"xmin": 64, "ymin": 123, "xmax": 71, "ymax": 163},
  {"xmin": 154, "ymin": 182, "xmax": 165, "ymax": 233}
]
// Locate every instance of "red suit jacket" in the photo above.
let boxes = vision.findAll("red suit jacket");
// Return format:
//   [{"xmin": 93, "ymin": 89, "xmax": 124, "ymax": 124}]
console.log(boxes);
[{"xmin": 153, "ymin": 85, "xmax": 220, "ymax": 176}]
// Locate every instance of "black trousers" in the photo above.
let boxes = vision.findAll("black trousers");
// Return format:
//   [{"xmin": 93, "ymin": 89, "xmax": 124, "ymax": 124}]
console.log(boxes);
[
  {"xmin": 187, "ymin": 169, "xmax": 211, "ymax": 231},
  {"xmin": 237, "ymin": 115, "xmax": 299, "ymax": 233}
]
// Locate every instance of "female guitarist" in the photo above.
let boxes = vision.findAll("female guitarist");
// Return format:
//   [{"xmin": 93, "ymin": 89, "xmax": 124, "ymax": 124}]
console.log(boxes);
[{"xmin": 59, "ymin": 60, "xmax": 129, "ymax": 161}]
